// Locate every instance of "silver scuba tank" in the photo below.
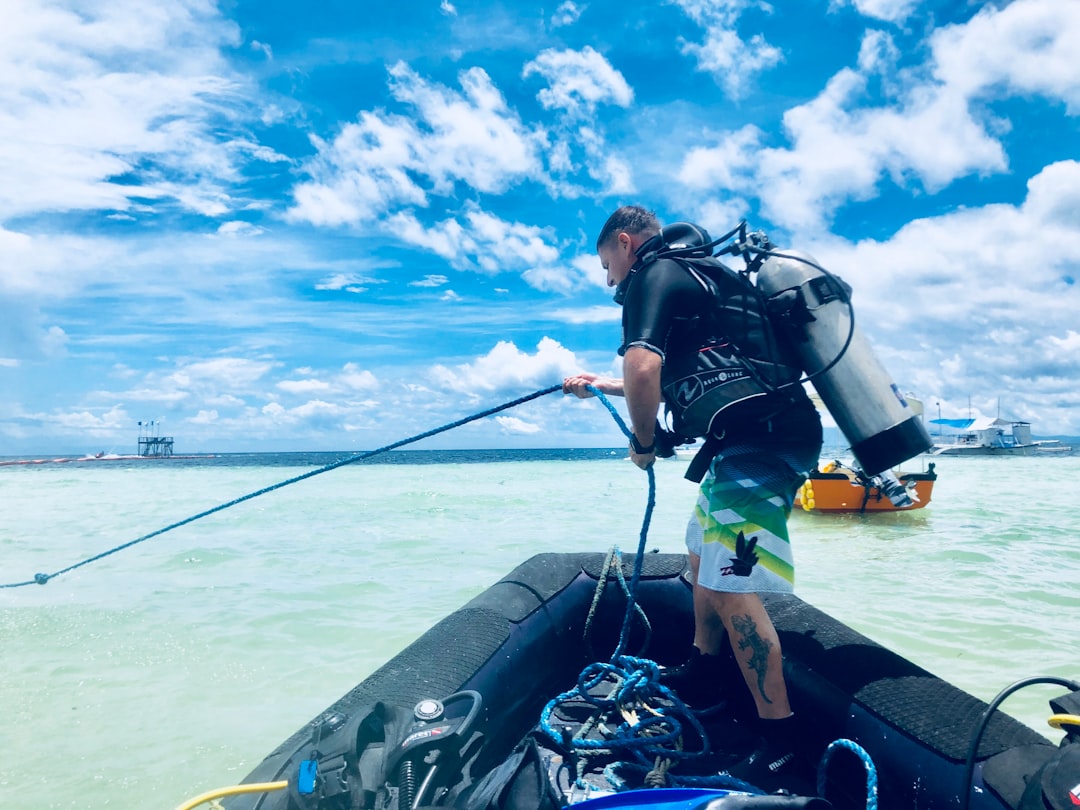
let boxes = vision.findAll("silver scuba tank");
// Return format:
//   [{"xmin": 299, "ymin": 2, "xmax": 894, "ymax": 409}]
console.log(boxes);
[{"xmin": 755, "ymin": 248, "xmax": 933, "ymax": 475}]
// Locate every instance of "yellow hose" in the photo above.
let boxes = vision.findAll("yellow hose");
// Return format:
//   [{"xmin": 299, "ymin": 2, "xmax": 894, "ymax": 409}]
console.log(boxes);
[
  {"xmin": 1048, "ymin": 713, "xmax": 1080, "ymax": 731},
  {"xmin": 173, "ymin": 780, "xmax": 288, "ymax": 810}
]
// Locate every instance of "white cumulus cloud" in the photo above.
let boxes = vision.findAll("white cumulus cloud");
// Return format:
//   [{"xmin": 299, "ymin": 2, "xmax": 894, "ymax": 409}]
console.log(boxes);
[
  {"xmin": 429, "ymin": 337, "xmax": 582, "ymax": 395},
  {"xmin": 523, "ymin": 46, "xmax": 633, "ymax": 116}
]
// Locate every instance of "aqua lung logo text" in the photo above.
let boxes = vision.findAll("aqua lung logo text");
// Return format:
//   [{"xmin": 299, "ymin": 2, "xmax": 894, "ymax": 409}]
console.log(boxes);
[{"xmin": 675, "ymin": 370, "xmax": 749, "ymax": 407}]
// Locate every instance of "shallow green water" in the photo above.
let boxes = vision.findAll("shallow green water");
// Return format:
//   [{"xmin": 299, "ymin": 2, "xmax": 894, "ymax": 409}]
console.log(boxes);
[{"xmin": 2, "ymin": 452, "xmax": 1077, "ymax": 808}]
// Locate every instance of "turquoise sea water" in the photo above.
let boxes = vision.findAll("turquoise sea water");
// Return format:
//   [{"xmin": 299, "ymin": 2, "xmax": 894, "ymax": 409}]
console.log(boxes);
[{"xmin": 2, "ymin": 448, "xmax": 1078, "ymax": 809}]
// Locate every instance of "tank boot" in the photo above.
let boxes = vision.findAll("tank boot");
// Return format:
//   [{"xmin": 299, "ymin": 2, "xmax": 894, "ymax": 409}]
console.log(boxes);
[{"xmin": 720, "ymin": 714, "xmax": 806, "ymax": 793}]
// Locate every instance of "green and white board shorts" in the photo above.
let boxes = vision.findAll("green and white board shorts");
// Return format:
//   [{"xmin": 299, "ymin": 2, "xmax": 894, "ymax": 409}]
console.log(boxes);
[{"xmin": 686, "ymin": 443, "xmax": 817, "ymax": 594}]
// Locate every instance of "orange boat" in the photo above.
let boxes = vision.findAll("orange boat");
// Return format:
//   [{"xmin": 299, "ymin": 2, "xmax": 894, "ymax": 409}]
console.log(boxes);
[{"xmin": 795, "ymin": 460, "xmax": 937, "ymax": 513}]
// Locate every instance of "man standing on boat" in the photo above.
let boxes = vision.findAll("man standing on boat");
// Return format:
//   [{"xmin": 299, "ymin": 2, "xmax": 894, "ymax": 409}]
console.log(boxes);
[{"xmin": 563, "ymin": 204, "xmax": 822, "ymax": 789}]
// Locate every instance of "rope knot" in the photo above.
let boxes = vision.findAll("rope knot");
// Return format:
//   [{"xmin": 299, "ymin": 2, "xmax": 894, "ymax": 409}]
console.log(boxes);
[{"xmin": 644, "ymin": 757, "xmax": 671, "ymax": 787}]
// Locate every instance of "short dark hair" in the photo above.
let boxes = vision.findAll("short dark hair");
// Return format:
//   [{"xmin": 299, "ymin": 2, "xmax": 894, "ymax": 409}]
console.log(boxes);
[{"xmin": 595, "ymin": 205, "xmax": 660, "ymax": 251}]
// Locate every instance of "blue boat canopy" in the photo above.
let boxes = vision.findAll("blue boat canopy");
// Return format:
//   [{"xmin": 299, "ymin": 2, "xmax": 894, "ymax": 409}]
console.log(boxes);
[{"xmin": 929, "ymin": 418, "xmax": 975, "ymax": 428}]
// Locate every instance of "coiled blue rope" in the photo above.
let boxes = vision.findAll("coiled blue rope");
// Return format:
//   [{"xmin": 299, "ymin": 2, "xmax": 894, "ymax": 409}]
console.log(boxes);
[
  {"xmin": 2, "ymin": 385, "xmax": 562, "ymax": 588},
  {"xmin": 537, "ymin": 653, "xmax": 760, "ymax": 794},
  {"xmin": 540, "ymin": 658, "xmax": 688, "ymax": 753}
]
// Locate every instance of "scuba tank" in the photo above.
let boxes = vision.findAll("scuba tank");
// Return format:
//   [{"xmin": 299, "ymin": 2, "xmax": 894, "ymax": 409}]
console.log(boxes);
[{"xmin": 753, "ymin": 245, "xmax": 933, "ymax": 476}]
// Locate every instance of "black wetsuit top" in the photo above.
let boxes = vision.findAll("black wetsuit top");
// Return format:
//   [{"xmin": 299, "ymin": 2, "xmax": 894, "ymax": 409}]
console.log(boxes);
[
  {"xmin": 619, "ymin": 257, "xmax": 707, "ymax": 361},
  {"xmin": 619, "ymin": 256, "xmax": 815, "ymax": 438}
]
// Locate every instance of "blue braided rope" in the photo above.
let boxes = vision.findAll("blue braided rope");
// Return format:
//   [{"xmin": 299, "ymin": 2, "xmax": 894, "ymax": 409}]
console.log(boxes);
[
  {"xmin": 583, "ymin": 385, "xmax": 656, "ymax": 661},
  {"xmin": 583, "ymin": 547, "xmax": 653, "ymax": 661},
  {"xmin": 817, "ymin": 739, "xmax": 878, "ymax": 810},
  {"xmin": 537, "ymin": 650, "xmax": 745, "ymax": 791},
  {"xmin": 2, "ymin": 385, "xmax": 562, "ymax": 588}
]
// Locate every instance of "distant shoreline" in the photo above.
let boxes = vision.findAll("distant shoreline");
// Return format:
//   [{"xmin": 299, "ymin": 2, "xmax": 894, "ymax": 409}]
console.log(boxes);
[
  {"xmin": 3, "ymin": 438, "xmax": 1076, "ymax": 469},
  {"xmin": 0, "ymin": 453, "xmax": 215, "ymax": 467}
]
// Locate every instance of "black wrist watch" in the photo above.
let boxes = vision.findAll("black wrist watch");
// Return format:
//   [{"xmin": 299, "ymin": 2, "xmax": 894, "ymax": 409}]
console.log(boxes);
[{"xmin": 630, "ymin": 434, "xmax": 655, "ymax": 455}]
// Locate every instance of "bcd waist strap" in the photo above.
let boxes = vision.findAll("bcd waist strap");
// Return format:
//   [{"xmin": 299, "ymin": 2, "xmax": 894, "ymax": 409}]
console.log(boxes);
[{"xmin": 686, "ymin": 434, "xmax": 723, "ymax": 483}]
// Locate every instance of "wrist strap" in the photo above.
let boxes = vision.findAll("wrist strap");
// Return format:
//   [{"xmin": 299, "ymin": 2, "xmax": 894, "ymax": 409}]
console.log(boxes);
[{"xmin": 630, "ymin": 434, "xmax": 655, "ymax": 455}]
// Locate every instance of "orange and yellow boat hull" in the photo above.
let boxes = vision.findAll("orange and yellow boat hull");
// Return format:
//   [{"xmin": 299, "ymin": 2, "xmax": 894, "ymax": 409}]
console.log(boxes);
[{"xmin": 795, "ymin": 469, "xmax": 936, "ymax": 513}]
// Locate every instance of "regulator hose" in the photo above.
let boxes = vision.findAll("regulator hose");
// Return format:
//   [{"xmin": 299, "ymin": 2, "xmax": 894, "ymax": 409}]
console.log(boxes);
[
  {"xmin": 959, "ymin": 676, "xmax": 1080, "ymax": 810},
  {"xmin": 172, "ymin": 779, "xmax": 287, "ymax": 810}
]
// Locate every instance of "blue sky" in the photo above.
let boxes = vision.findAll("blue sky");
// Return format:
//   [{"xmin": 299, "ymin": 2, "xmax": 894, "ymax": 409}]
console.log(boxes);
[{"xmin": 2, "ymin": 0, "xmax": 1078, "ymax": 455}]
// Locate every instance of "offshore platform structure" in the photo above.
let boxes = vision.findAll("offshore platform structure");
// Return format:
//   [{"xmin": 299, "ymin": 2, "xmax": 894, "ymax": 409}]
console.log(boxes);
[{"xmin": 137, "ymin": 420, "xmax": 174, "ymax": 458}]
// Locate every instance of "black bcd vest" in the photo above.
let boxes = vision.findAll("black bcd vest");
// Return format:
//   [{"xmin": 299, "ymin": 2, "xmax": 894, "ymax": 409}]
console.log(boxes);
[{"xmin": 646, "ymin": 254, "xmax": 804, "ymax": 440}]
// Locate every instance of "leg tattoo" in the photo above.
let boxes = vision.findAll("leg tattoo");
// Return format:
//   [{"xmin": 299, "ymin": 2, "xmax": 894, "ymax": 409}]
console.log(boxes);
[{"xmin": 731, "ymin": 613, "xmax": 774, "ymax": 705}]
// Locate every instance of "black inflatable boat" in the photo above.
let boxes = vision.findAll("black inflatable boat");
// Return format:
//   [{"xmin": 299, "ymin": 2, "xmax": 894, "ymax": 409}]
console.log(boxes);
[{"xmin": 219, "ymin": 552, "xmax": 1079, "ymax": 810}]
